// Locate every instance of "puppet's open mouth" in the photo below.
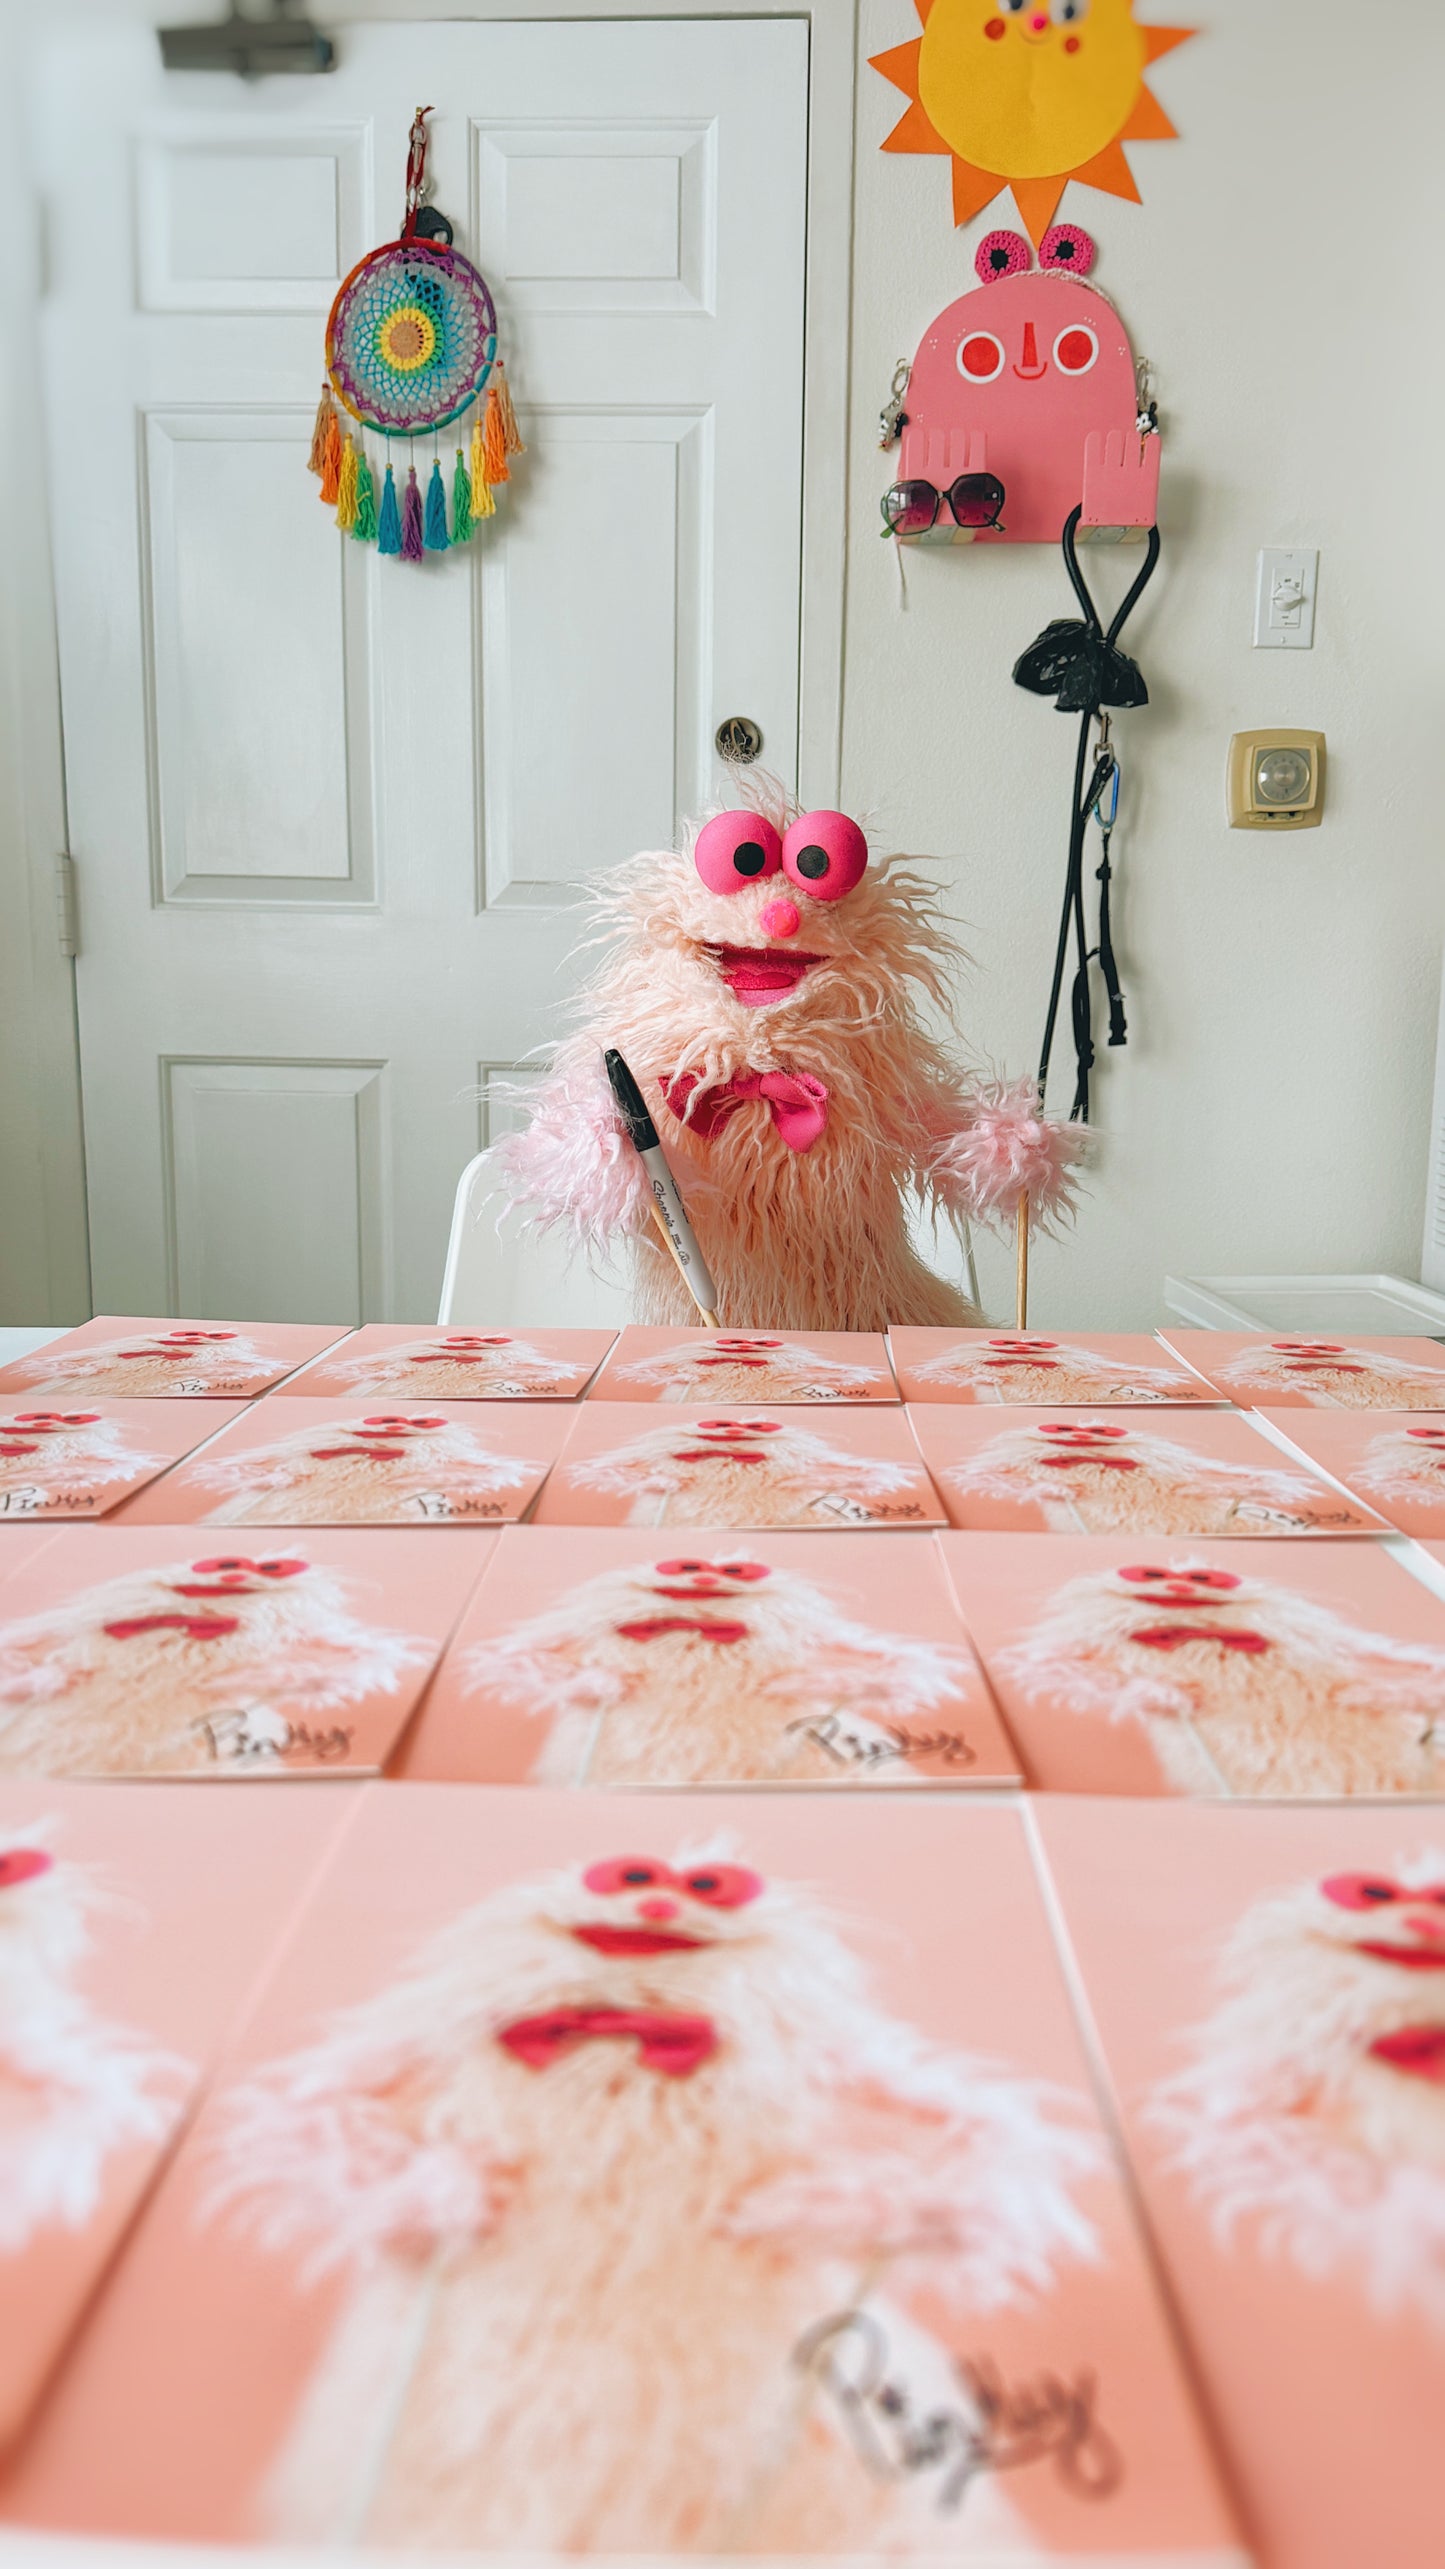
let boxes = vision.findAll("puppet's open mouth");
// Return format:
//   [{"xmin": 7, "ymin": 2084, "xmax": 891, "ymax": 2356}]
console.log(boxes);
[
  {"xmin": 705, "ymin": 944, "xmax": 821, "ymax": 1007},
  {"xmin": 1357, "ymin": 1942, "xmax": 1445, "ymax": 1970},
  {"xmin": 571, "ymin": 1924, "xmax": 705, "ymax": 1956}
]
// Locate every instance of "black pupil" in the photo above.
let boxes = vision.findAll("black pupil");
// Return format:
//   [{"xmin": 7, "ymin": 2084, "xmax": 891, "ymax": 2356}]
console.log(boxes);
[
  {"xmin": 622, "ymin": 1867, "xmax": 654, "ymax": 1885},
  {"xmin": 1362, "ymin": 1883, "xmax": 1394, "ymax": 1902},
  {"xmin": 794, "ymin": 845, "xmax": 829, "ymax": 880},
  {"xmin": 733, "ymin": 842, "xmax": 767, "ymax": 876},
  {"xmin": 989, "ymin": 247, "xmax": 1009, "ymax": 272},
  {"xmin": 1057, "ymin": 237, "xmax": 1076, "ymax": 256},
  {"xmin": 690, "ymin": 1874, "xmax": 718, "ymax": 1893}
]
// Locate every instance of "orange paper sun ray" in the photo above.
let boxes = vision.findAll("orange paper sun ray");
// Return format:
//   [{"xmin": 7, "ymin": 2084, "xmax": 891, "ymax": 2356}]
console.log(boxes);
[{"xmin": 872, "ymin": 4, "xmax": 1194, "ymax": 246}]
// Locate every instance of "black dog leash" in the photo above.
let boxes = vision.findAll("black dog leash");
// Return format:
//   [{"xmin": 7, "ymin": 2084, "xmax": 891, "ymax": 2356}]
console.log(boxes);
[{"xmin": 1015, "ymin": 507, "xmax": 1160, "ymax": 1121}]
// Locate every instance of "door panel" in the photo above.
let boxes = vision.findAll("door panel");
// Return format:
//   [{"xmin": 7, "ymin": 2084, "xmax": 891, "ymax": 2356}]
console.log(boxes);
[{"xmin": 37, "ymin": 19, "xmax": 808, "ymax": 1320}]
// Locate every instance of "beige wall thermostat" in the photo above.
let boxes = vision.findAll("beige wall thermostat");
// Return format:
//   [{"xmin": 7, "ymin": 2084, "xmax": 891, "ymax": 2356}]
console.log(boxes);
[{"xmin": 1227, "ymin": 729, "xmax": 1326, "ymax": 829}]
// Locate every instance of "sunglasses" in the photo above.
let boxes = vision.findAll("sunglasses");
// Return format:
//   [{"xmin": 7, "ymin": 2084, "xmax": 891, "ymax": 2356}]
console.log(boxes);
[{"xmin": 880, "ymin": 472, "xmax": 1006, "ymax": 539}]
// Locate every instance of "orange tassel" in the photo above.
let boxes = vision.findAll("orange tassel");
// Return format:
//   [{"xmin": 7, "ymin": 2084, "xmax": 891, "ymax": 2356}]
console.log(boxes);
[
  {"xmin": 494, "ymin": 361, "xmax": 525, "ymax": 458},
  {"xmin": 482, "ymin": 384, "xmax": 509, "ymax": 487},
  {"xmin": 469, "ymin": 414, "xmax": 495, "ymax": 518},
  {"xmin": 318, "ymin": 404, "xmax": 343, "ymax": 505},
  {"xmin": 307, "ymin": 382, "xmax": 337, "ymax": 478}
]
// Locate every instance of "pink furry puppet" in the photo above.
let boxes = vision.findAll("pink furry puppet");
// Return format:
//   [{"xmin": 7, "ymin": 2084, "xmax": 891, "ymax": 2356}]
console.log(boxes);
[
  {"xmin": 208, "ymin": 1846, "xmax": 1097, "ymax": 2551},
  {"xmin": 1152, "ymin": 1857, "xmax": 1445, "ymax": 2331},
  {"xmin": 329, "ymin": 1333, "xmax": 579, "ymax": 1399},
  {"xmin": 612, "ymin": 1333, "xmax": 887, "ymax": 1404},
  {"xmin": 1216, "ymin": 1339, "xmax": 1445, "ymax": 1410},
  {"xmin": 192, "ymin": 1413, "xmax": 534, "ymax": 1526},
  {"xmin": 999, "ymin": 1559, "xmax": 1445, "ymax": 1797},
  {"xmin": 473, "ymin": 1553, "xmax": 974, "ymax": 1784},
  {"xmin": 0, "ymin": 1829, "xmax": 186, "ymax": 2254},
  {"xmin": 914, "ymin": 1335, "xmax": 1195, "ymax": 1404},
  {"xmin": 487, "ymin": 784, "xmax": 1086, "ymax": 1330},
  {"xmin": 565, "ymin": 1413, "xmax": 923, "ymax": 1529},
  {"xmin": 947, "ymin": 1420, "xmax": 1336, "ymax": 1537},
  {"xmin": 0, "ymin": 1552, "xmax": 425, "ymax": 1776},
  {"xmin": 1355, "ymin": 1423, "xmax": 1445, "ymax": 1513},
  {"xmin": 13, "ymin": 1328, "xmax": 277, "ymax": 1399},
  {"xmin": 0, "ymin": 1412, "xmax": 160, "ymax": 1514}
]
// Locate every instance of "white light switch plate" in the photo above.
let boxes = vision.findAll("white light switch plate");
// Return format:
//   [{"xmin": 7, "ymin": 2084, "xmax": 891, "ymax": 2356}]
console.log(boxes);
[{"xmin": 1254, "ymin": 547, "xmax": 1318, "ymax": 650}]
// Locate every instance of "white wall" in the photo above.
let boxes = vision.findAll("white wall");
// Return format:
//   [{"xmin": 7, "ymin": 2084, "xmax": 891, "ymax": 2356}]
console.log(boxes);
[{"xmin": 844, "ymin": 0, "xmax": 1445, "ymax": 1326}]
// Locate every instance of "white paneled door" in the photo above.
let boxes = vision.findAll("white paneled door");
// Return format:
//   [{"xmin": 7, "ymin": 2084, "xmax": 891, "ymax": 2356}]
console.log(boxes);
[{"xmin": 35, "ymin": 19, "xmax": 807, "ymax": 1321}]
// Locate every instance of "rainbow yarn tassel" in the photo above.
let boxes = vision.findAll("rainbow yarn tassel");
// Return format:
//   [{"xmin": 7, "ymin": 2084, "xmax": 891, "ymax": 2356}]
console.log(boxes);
[
  {"xmin": 335, "ymin": 437, "xmax": 359, "ymax": 532},
  {"xmin": 401, "ymin": 466, "xmax": 425, "ymax": 561},
  {"xmin": 377, "ymin": 464, "xmax": 402, "ymax": 556},
  {"xmin": 352, "ymin": 452, "xmax": 378, "ymax": 543},
  {"xmin": 307, "ymin": 382, "xmax": 338, "ymax": 479},
  {"xmin": 451, "ymin": 448, "xmax": 473, "ymax": 543},
  {"xmin": 482, "ymin": 383, "xmax": 509, "ymax": 487},
  {"xmin": 494, "ymin": 361, "xmax": 525, "ymax": 460},
  {"xmin": 318, "ymin": 404, "xmax": 343, "ymax": 505},
  {"xmin": 469, "ymin": 414, "xmax": 495, "ymax": 519},
  {"xmin": 424, "ymin": 457, "xmax": 450, "ymax": 550}
]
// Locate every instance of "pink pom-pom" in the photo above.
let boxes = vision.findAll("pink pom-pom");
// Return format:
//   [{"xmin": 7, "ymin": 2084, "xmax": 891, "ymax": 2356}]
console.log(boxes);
[
  {"xmin": 487, "ymin": 1055, "xmax": 649, "ymax": 1255},
  {"xmin": 933, "ymin": 1079, "xmax": 1089, "ymax": 1236}
]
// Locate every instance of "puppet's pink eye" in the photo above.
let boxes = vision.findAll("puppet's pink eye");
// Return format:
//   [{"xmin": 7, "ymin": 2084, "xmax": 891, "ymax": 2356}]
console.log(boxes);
[
  {"xmin": 0, "ymin": 1849, "xmax": 53, "ymax": 1890},
  {"xmin": 1322, "ymin": 1873, "xmax": 1402, "ymax": 1911},
  {"xmin": 1052, "ymin": 325, "xmax": 1098, "ymax": 375},
  {"xmin": 257, "ymin": 1558, "xmax": 307, "ymax": 1578},
  {"xmin": 957, "ymin": 330, "xmax": 1005, "ymax": 383},
  {"xmin": 682, "ymin": 1863, "xmax": 763, "ymax": 1909},
  {"xmin": 1190, "ymin": 1570, "xmax": 1240, "ymax": 1591},
  {"xmin": 1119, "ymin": 1565, "xmax": 1168, "ymax": 1583},
  {"xmin": 584, "ymin": 1857, "xmax": 663, "ymax": 1895},
  {"xmin": 693, "ymin": 812, "xmax": 783, "ymax": 895},
  {"xmin": 782, "ymin": 812, "xmax": 868, "ymax": 902},
  {"xmin": 724, "ymin": 1561, "xmax": 771, "ymax": 1582}
]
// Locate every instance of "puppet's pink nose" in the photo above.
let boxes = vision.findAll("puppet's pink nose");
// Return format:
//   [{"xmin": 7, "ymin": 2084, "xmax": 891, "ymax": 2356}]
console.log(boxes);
[
  {"xmin": 638, "ymin": 1895, "xmax": 681, "ymax": 1921},
  {"xmin": 1403, "ymin": 1910, "xmax": 1445, "ymax": 1946},
  {"xmin": 759, "ymin": 899, "xmax": 800, "ymax": 939},
  {"xmin": 1029, "ymin": 11, "xmax": 1048, "ymax": 27}
]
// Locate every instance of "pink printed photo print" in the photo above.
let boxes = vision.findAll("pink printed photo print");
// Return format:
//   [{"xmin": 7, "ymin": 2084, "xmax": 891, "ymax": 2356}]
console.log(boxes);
[
  {"xmin": 910, "ymin": 1404, "xmax": 1385, "ymax": 1536},
  {"xmin": 0, "ymin": 1527, "xmax": 493, "ymax": 1778},
  {"xmin": 533, "ymin": 1404, "xmax": 946, "ymax": 1530},
  {"xmin": 0, "ymin": 1320, "xmax": 349, "ymax": 1403},
  {"xmin": 889, "ymin": 1329, "xmax": 1223, "ymax": 1406},
  {"xmin": 395, "ymin": 1527, "xmax": 1020, "ymax": 1787}
]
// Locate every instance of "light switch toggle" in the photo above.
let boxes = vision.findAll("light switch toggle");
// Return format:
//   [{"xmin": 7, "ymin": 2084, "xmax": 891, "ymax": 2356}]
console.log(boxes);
[{"xmin": 1255, "ymin": 547, "xmax": 1318, "ymax": 650}]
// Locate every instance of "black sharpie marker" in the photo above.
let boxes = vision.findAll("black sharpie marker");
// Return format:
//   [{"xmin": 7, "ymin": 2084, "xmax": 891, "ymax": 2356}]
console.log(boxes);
[{"xmin": 603, "ymin": 1048, "xmax": 721, "ymax": 1327}]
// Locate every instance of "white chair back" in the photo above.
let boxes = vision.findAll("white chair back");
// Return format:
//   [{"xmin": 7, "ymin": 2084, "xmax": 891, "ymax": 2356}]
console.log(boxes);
[{"xmin": 437, "ymin": 1155, "xmax": 635, "ymax": 1327}]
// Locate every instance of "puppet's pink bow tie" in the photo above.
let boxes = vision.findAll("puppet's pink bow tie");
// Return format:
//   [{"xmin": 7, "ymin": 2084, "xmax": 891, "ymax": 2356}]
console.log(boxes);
[
  {"xmin": 661, "ymin": 1070, "xmax": 828, "ymax": 1154},
  {"xmin": 498, "ymin": 2005, "xmax": 718, "ymax": 2078}
]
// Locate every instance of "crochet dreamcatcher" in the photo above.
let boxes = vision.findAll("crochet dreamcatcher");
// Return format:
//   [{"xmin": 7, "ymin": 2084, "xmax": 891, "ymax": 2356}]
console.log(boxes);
[{"xmin": 306, "ymin": 107, "xmax": 523, "ymax": 560}]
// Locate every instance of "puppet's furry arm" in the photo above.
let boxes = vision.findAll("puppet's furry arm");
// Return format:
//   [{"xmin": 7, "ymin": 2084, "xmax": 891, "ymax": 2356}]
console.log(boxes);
[
  {"xmin": 926, "ymin": 1077, "xmax": 1088, "ymax": 1241},
  {"xmin": 486, "ymin": 1041, "xmax": 649, "ymax": 1257},
  {"xmin": 205, "ymin": 2065, "xmax": 514, "ymax": 2276},
  {"xmin": 212, "ymin": 1622, "xmax": 428, "ymax": 1715},
  {"xmin": 719, "ymin": 2047, "xmax": 1100, "ymax": 2312}
]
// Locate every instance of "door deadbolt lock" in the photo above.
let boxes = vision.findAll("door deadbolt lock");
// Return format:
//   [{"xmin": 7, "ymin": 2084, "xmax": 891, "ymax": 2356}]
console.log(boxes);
[{"xmin": 715, "ymin": 715, "xmax": 763, "ymax": 765}]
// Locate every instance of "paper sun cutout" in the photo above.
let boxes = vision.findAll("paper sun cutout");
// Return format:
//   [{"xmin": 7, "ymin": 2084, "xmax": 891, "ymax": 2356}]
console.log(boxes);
[{"xmin": 872, "ymin": 0, "xmax": 1194, "ymax": 247}]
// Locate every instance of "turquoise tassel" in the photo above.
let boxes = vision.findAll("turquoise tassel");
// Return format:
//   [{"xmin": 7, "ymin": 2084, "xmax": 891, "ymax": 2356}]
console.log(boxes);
[
  {"xmin": 424, "ymin": 458, "xmax": 450, "ymax": 551},
  {"xmin": 377, "ymin": 464, "xmax": 402, "ymax": 556}
]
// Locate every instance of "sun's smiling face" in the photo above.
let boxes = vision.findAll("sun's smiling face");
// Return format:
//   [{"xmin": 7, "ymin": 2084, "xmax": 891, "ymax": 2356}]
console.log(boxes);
[
  {"xmin": 874, "ymin": 0, "xmax": 1192, "ymax": 243},
  {"xmin": 921, "ymin": 0, "xmax": 1144, "ymax": 181}
]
